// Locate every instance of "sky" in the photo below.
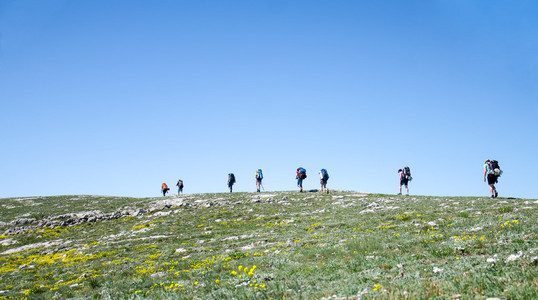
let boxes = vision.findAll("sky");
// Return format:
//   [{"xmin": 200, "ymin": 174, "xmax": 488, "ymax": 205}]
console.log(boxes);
[{"xmin": 1, "ymin": 0, "xmax": 537, "ymax": 199}]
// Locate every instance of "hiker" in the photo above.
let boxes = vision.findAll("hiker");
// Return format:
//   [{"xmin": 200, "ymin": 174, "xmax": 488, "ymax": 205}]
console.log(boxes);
[
  {"xmin": 398, "ymin": 166, "xmax": 412, "ymax": 195},
  {"xmin": 319, "ymin": 169, "xmax": 329, "ymax": 194},
  {"xmin": 484, "ymin": 159, "xmax": 502, "ymax": 198},
  {"xmin": 161, "ymin": 183, "xmax": 170, "ymax": 196},
  {"xmin": 176, "ymin": 179, "xmax": 184, "ymax": 196},
  {"xmin": 296, "ymin": 167, "xmax": 307, "ymax": 192},
  {"xmin": 228, "ymin": 173, "xmax": 236, "ymax": 193},
  {"xmin": 255, "ymin": 169, "xmax": 263, "ymax": 192}
]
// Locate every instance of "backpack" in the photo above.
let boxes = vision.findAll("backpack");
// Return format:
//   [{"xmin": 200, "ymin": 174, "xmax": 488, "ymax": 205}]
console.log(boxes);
[
  {"xmin": 256, "ymin": 169, "xmax": 263, "ymax": 180},
  {"xmin": 299, "ymin": 168, "xmax": 307, "ymax": 179},
  {"xmin": 321, "ymin": 169, "xmax": 329, "ymax": 180},
  {"xmin": 177, "ymin": 180, "xmax": 184, "ymax": 188},
  {"xmin": 228, "ymin": 173, "xmax": 235, "ymax": 184},
  {"xmin": 403, "ymin": 166, "xmax": 412, "ymax": 181},
  {"xmin": 488, "ymin": 160, "xmax": 502, "ymax": 176}
]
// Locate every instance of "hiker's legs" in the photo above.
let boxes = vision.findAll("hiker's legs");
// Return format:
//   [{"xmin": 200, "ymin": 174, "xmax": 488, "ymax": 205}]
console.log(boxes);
[
  {"xmin": 405, "ymin": 185, "xmax": 409, "ymax": 195},
  {"xmin": 399, "ymin": 184, "xmax": 402, "ymax": 195},
  {"xmin": 489, "ymin": 184, "xmax": 496, "ymax": 197},
  {"xmin": 487, "ymin": 175, "xmax": 497, "ymax": 197}
]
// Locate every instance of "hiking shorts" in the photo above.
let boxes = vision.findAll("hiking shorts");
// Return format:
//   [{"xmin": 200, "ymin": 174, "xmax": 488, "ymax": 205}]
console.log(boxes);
[
  {"xmin": 400, "ymin": 178, "xmax": 408, "ymax": 186},
  {"xmin": 256, "ymin": 178, "xmax": 262, "ymax": 183},
  {"xmin": 320, "ymin": 178, "xmax": 328, "ymax": 184},
  {"xmin": 487, "ymin": 174, "xmax": 498, "ymax": 185},
  {"xmin": 297, "ymin": 178, "xmax": 304, "ymax": 187}
]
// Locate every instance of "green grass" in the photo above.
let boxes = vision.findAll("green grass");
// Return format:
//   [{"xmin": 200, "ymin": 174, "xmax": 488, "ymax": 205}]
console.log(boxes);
[{"xmin": 0, "ymin": 192, "xmax": 537, "ymax": 299}]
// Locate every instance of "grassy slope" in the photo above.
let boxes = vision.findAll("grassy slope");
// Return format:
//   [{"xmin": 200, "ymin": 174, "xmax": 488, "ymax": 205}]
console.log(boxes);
[{"xmin": 0, "ymin": 191, "xmax": 537, "ymax": 299}]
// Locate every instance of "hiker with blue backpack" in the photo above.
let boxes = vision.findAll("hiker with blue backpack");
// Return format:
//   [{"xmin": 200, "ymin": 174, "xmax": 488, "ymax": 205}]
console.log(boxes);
[
  {"xmin": 319, "ymin": 169, "xmax": 329, "ymax": 194},
  {"xmin": 484, "ymin": 159, "xmax": 502, "ymax": 198},
  {"xmin": 228, "ymin": 173, "xmax": 236, "ymax": 193},
  {"xmin": 255, "ymin": 169, "xmax": 263, "ymax": 192},
  {"xmin": 398, "ymin": 166, "xmax": 412, "ymax": 195},
  {"xmin": 296, "ymin": 167, "xmax": 307, "ymax": 192}
]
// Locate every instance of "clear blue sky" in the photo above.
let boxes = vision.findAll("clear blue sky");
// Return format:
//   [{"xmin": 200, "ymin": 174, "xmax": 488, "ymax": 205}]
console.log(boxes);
[{"xmin": 1, "ymin": 0, "xmax": 537, "ymax": 199}]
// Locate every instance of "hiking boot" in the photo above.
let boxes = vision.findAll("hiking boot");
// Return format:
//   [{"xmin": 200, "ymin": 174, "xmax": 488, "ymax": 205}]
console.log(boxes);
[
  {"xmin": 397, "ymin": 193, "xmax": 402, "ymax": 195},
  {"xmin": 494, "ymin": 191, "xmax": 498, "ymax": 198}
]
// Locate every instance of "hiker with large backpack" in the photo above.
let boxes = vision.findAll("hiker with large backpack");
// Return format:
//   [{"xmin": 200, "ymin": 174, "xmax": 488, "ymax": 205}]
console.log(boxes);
[
  {"xmin": 228, "ymin": 173, "xmax": 236, "ymax": 193},
  {"xmin": 319, "ymin": 169, "xmax": 329, "ymax": 194},
  {"xmin": 255, "ymin": 169, "xmax": 263, "ymax": 192},
  {"xmin": 484, "ymin": 159, "xmax": 502, "ymax": 198},
  {"xmin": 296, "ymin": 167, "xmax": 307, "ymax": 192},
  {"xmin": 398, "ymin": 166, "xmax": 412, "ymax": 195},
  {"xmin": 176, "ymin": 179, "xmax": 184, "ymax": 196},
  {"xmin": 161, "ymin": 182, "xmax": 170, "ymax": 196}
]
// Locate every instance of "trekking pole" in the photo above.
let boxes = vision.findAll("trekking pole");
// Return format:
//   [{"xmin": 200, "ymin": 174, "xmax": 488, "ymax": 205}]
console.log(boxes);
[{"xmin": 261, "ymin": 183, "xmax": 265, "ymax": 191}]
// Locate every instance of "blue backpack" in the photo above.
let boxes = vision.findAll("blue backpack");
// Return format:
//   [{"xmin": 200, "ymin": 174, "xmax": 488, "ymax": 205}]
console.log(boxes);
[
  {"xmin": 321, "ymin": 169, "xmax": 329, "ymax": 180},
  {"xmin": 299, "ymin": 168, "xmax": 307, "ymax": 179},
  {"xmin": 256, "ymin": 169, "xmax": 263, "ymax": 179}
]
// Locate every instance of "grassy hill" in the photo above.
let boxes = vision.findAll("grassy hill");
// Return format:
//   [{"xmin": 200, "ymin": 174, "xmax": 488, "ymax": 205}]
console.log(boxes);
[{"xmin": 0, "ymin": 191, "xmax": 537, "ymax": 299}]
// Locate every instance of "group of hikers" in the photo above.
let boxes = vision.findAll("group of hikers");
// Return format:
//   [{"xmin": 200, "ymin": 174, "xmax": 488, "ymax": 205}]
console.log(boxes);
[
  {"xmin": 160, "ymin": 167, "xmax": 331, "ymax": 196},
  {"xmin": 230, "ymin": 167, "xmax": 330, "ymax": 194},
  {"xmin": 161, "ymin": 180, "xmax": 184, "ymax": 197},
  {"xmin": 238, "ymin": 167, "xmax": 330, "ymax": 194},
  {"xmin": 160, "ymin": 159, "xmax": 503, "ymax": 198}
]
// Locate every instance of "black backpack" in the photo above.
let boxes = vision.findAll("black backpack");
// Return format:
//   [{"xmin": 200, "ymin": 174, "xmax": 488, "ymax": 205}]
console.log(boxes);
[
  {"xmin": 228, "ymin": 173, "xmax": 235, "ymax": 184},
  {"xmin": 489, "ymin": 160, "xmax": 499, "ymax": 170},
  {"xmin": 488, "ymin": 160, "xmax": 501, "ymax": 176},
  {"xmin": 403, "ymin": 166, "xmax": 412, "ymax": 181}
]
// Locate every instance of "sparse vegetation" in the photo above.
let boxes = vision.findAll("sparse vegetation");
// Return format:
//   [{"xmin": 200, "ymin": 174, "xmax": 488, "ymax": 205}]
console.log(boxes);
[{"xmin": 0, "ymin": 192, "xmax": 537, "ymax": 299}]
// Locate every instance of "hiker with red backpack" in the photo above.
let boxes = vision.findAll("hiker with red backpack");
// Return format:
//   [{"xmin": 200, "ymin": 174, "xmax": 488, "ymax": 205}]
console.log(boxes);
[
  {"xmin": 161, "ymin": 183, "xmax": 170, "ymax": 196},
  {"xmin": 296, "ymin": 167, "xmax": 307, "ymax": 192},
  {"xmin": 484, "ymin": 159, "xmax": 502, "ymax": 198},
  {"xmin": 398, "ymin": 166, "xmax": 412, "ymax": 195},
  {"xmin": 255, "ymin": 169, "xmax": 263, "ymax": 192},
  {"xmin": 319, "ymin": 169, "xmax": 329, "ymax": 194}
]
